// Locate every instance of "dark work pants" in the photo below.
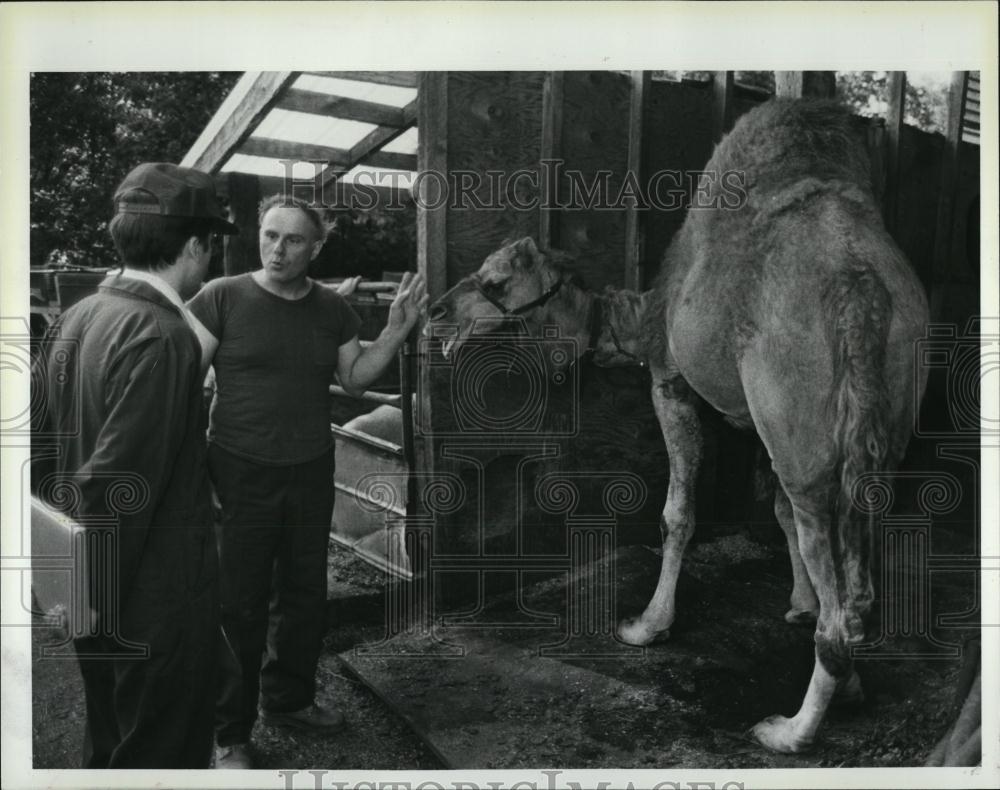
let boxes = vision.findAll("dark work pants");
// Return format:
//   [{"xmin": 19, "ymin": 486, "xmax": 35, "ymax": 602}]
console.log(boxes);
[
  {"xmin": 73, "ymin": 527, "xmax": 218, "ymax": 768},
  {"xmin": 208, "ymin": 443, "xmax": 335, "ymax": 747}
]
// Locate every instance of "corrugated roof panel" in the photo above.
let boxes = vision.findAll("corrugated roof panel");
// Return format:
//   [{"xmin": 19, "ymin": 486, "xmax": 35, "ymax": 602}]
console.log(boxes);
[
  {"xmin": 253, "ymin": 108, "xmax": 376, "ymax": 149},
  {"xmin": 221, "ymin": 154, "xmax": 328, "ymax": 181},
  {"xmin": 293, "ymin": 74, "xmax": 417, "ymax": 108},
  {"xmin": 381, "ymin": 127, "xmax": 418, "ymax": 155}
]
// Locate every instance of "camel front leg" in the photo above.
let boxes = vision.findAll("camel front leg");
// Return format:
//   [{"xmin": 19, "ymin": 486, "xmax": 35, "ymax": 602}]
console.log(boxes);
[{"xmin": 618, "ymin": 375, "xmax": 702, "ymax": 645}]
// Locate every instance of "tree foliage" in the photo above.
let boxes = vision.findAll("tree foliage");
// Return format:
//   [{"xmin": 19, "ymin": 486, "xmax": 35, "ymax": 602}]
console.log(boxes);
[
  {"xmin": 311, "ymin": 204, "xmax": 417, "ymax": 281},
  {"xmin": 835, "ymin": 71, "xmax": 949, "ymax": 135},
  {"xmin": 650, "ymin": 70, "xmax": 950, "ymax": 136},
  {"xmin": 30, "ymin": 72, "xmax": 241, "ymax": 268}
]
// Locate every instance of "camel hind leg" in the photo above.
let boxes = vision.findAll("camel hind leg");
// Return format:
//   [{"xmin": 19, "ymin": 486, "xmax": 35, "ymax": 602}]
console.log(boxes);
[
  {"xmin": 774, "ymin": 486, "xmax": 820, "ymax": 625},
  {"xmin": 752, "ymin": 480, "xmax": 874, "ymax": 752}
]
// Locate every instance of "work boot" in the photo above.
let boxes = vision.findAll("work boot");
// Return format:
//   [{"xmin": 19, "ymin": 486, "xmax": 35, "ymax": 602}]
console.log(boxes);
[
  {"xmin": 214, "ymin": 742, "xmax": 253, "ymax": 769},
  {"xmin": 260, "ymin": 703, "xmax": 345, "ymax": 732}
]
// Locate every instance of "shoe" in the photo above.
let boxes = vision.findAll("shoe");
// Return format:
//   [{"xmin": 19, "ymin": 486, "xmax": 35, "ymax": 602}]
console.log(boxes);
[
  {"xmin": 214, "ymin": 742, "xmax": 253, "ymax": 769},
  {"xmin": 259, "ymin": 703, "xmax": 345, "ymax": 732}
]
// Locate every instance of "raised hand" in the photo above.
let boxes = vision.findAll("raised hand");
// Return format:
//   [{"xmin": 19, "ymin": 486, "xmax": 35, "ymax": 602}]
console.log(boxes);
[
  {"xmin": 386, "ymin": 271, "xmax": 429, "ymax": 336},
  {"xmin": 336, "ymin": 275, "xmax": 362, "ymax": 297}
]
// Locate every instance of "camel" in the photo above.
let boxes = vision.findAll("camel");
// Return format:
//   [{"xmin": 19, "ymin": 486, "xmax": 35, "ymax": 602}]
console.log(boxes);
[{"xmin": 427, "ymin": 99, "xmax": 930, "ymax": 753}]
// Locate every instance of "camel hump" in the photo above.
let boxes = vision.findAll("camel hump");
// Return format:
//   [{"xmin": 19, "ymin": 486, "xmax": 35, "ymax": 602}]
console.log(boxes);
[{"xmin": 708, "ymin": 99, "xmax": 873, "ymax": 198}]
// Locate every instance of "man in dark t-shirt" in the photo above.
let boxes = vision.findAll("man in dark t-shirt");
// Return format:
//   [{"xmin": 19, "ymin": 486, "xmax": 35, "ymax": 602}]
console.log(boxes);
[{"xmin": 188, "ymin": 194, "xmax": 427, "ymax": 769}]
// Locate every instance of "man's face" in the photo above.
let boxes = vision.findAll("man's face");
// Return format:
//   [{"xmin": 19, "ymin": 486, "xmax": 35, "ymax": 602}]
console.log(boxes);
[{"xmin": 258, "ymin": 207, "xmax": 323, "ymax": 286}]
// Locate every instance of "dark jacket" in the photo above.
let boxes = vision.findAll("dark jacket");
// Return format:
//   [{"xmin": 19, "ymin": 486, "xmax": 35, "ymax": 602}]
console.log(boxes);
[{"xmin": 33, "ymin": 275, "xmax": 214, "ymax": 617}]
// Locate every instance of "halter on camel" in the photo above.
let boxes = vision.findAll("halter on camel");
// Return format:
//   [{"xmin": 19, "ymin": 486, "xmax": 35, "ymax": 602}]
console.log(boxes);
[{"xmin": 473, "ymin": 274, "xmax": 644, "ymax": 366}]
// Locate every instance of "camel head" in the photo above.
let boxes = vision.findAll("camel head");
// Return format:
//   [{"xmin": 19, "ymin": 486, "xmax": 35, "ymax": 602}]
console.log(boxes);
[{"xmin": 427, "ymin": 236, "xmax": 589, "ymax": 361}]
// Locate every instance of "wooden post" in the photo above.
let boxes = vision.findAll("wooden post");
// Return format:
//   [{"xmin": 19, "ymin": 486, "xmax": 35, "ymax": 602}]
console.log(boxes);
[
  {"xmin": 775, "ymin": 71, "xmax": 835, "ymax": 99},
  {"xmin": 416, "ymin": 71, "xmax": 449, "ymax": 482},
  {"xmin": 539, "ymin": 71, "xmax": 564, "ymax": 251},
  {"xmin": 883, "ymin": 72, "xmax": 907, "ymax": 236},
  {"xmin": 774, "ymin": 71, "xmax": 803, "ymax": 98},
  {"xmin": 417, "ymin": 72, "xmax": 449, "ymax": 301},
  {"xmin": 712, "ymin": 71, "xmax": 734, "ymax": 143},
  {"xmin": 931, "ymin": 71, "xmax": 970, "ymax": 319},
  {"xmin": 802, "ymin": 71, "xmax": 836, "ymax": 98},
  {"xmin": 223, "ymin": 172, "xmax": 261, "ymax": 276},
  {"xmin": 623, "ymin": 71, "xmax": 650, "ymax": 292}
]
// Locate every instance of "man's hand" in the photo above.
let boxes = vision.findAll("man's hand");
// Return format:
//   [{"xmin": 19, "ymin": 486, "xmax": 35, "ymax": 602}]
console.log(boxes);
[
  {"xmin": 385, "ymin": 272, "xmax": 428, "ymax": 337},
  {"xmin": 336, "ymin": 275, "xmax": 362, "ymax": 297},
  {"xmin": 336, "ymin": 271, "xmax": 428, "ymax": 397}
]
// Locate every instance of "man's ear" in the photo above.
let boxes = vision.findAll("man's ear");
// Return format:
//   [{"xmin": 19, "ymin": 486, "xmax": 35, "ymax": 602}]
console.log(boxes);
[
  {"xmin": 186, "ymin": 235, "xmax": 207, "ymax": 260},
  {"xmin": 311, "ymin": 239, "xmax": 324, "ymax": 261}
]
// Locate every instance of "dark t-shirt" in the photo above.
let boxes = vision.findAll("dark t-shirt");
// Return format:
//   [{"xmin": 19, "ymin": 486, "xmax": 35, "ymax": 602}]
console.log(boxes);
[{"xmin": 188, "ymin": 273, "xmax": 361, "ymax": 465}]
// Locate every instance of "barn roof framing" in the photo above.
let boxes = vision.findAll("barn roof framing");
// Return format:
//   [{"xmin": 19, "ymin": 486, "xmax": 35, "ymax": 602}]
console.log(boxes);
[{"xmin": 181, "ymin": 71, "xmax": 419, "ymax": 197}]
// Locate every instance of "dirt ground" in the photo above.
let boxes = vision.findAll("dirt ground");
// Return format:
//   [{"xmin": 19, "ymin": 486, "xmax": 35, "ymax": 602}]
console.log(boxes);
[
  {"xmin": 32, "ymin": 532, "xmax": 975, "ymax": 771},
  {"xmin": 31, "ymin": 544, "xmax": 440, "ymax": 771}
]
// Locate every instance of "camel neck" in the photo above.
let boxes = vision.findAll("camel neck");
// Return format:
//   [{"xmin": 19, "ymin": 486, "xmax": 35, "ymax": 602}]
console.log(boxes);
[{"xmin": 591, "ymin": 288, "xmax": 649, "ymax": 367}]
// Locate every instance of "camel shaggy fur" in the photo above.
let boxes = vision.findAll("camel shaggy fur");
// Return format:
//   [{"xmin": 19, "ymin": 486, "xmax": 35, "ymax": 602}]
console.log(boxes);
[{"xmin": 428, "ymin": 99, "xmax": 929, "ymax": 753}]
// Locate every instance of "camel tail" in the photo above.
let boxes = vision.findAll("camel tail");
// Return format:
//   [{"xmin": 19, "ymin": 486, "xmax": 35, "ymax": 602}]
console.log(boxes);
[
  {"xmin": 830, "ymin": 260, "xmax": 893, "ymax": 510},
  {"xmin": 827, "ymin": 258, "xmax": 894, "ymax": 645}
]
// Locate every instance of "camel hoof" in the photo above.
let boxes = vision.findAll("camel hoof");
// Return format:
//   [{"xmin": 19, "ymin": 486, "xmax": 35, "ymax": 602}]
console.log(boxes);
[
  {"xmin": 751, "ymin": 714, "xmax": 813, "ymax": 754},
  {"xmin": 784, "ymin": 607, "xmax": 818, "ymax": 626},
  {"xmin": 617, "ymin": 617, "xmax": 668, "ymax": 646}
]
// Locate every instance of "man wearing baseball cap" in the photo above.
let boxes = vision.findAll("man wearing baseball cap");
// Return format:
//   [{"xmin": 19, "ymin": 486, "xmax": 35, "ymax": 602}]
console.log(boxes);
[{"xmin": 32, "ymin": 162, "xmax": 237, "ymax": 768}]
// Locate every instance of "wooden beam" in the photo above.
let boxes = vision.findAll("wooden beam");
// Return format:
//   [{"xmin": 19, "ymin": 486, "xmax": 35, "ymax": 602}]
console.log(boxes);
[
  {"xmin": 239, "ymin": 136, "xmax": 351, "ymax": 167},
  {"xmin": 931, "ymin": 71, "xmax": 970, "ymax": 316},
  {"xmin": 276, "ymin": 88, "xmax": 407, "ymax": 127},
  {"xmin": 223, "ymin": 172, "xmax": 261, "ymax": 275},
  {"xmin": 883, "ymin": 71, "xmax": 906, "ymax": 236},
  {"xmin": 182, "ymin": 71, "xmax": 298, "ymax": 173},
  {"xmin": 712, "ymin": 71, "xmax": 734, "ymax": 142},
  {"xmin": 363, "ymin": 150, "xmax": 418, "ymax": 172},
  {"xmin": 316, "ymin": 99, "xmax": 419, "ymax": 190},
  {"xmin": 239, "ymin": 138, "xmax": 416, "ymax": 181},
  {"xmin": 416, "ymin": 71, "xmax": 449, "ymax": 491},
  {"xmin": 539, "ymin": 71, "xmax": 564, "ymax": 250},
  {"xmin": 349, "ymin": 99, "xmax": 418, "ymax": 161},
  {"xmin": 303, "ymin": 71, "xmax": 419, "ymax": 88},
  {"xmin": 253, "ymin": 175, "xmax": 412, "ymax": 207},
  {"xmin": 623, "ymin": 70, "xmax": 650, "ymax": 292}
]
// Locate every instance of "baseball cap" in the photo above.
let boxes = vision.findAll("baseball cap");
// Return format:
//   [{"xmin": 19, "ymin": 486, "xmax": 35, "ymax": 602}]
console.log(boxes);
[{"xmin": 114, "ymin": 162, "xmax": 240, "ymax": 234}]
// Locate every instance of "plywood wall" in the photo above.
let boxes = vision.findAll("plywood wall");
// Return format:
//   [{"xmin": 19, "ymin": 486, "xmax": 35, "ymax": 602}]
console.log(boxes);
[
  {"xmin": 417, "ymin": 72, "xmax": 983, "ymax": 558},
  {"xmin": 444, "ymin": 72, "xmax": 546, "ymax": 284}
]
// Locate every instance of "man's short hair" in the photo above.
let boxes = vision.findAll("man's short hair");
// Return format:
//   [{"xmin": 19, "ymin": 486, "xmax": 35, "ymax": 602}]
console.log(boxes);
[
  {"xmin": 258, "ymin": 194, "xmax": 329, "ymax": 243},
  {"xmin": 109, "ymin": 211, "xmax": 215, "ymax": 271}
]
